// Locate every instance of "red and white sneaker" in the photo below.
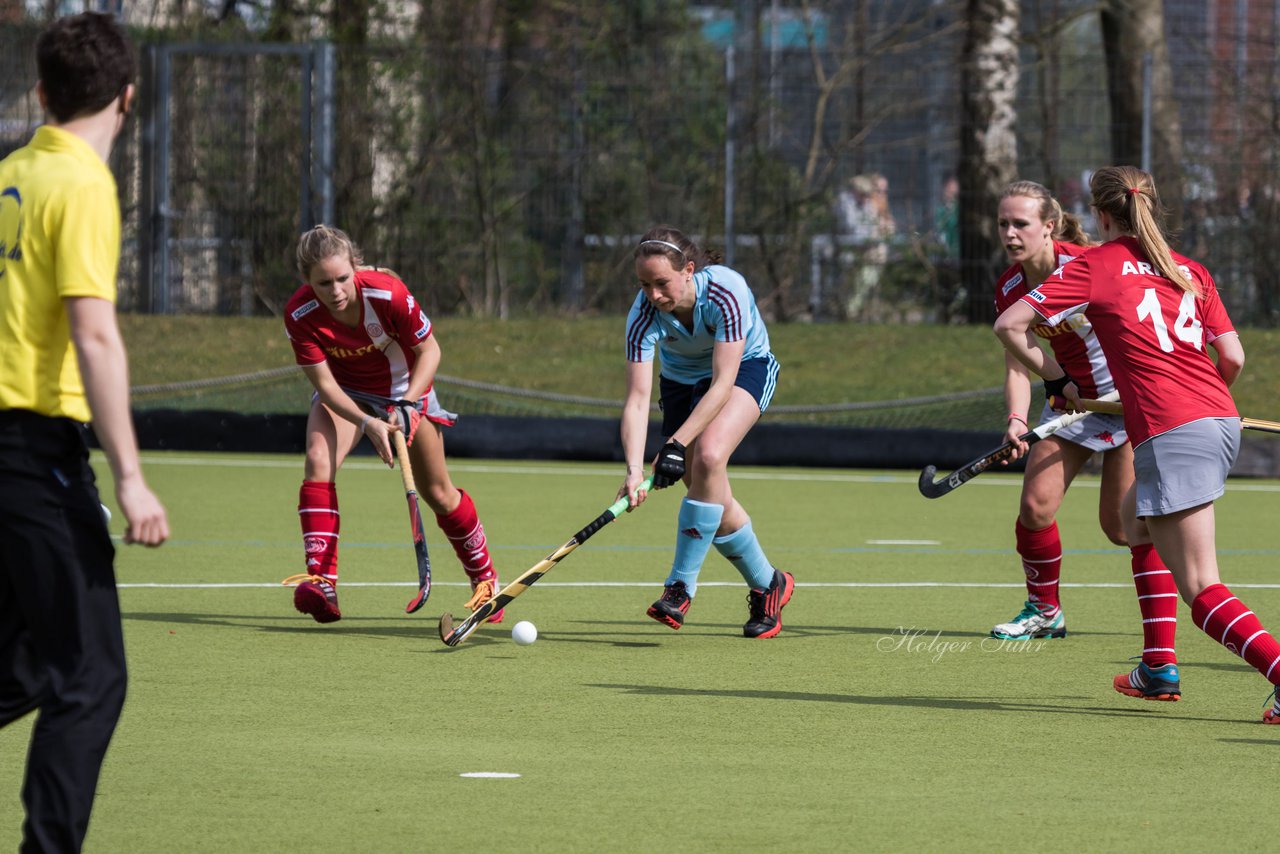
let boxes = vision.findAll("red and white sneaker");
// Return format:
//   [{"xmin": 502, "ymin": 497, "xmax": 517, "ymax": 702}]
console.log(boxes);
[
  {"xmin": 283, "ymin": 574, "xmax": 341, "ymax": 624},
  {"xmin": 466, "ymin": 575, "xmax": 504, "ymax": 623}
]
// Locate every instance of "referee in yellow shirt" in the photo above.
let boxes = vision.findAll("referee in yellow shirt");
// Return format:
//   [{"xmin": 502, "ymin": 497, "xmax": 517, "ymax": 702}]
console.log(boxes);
[{"xmin": 0, "ymin": 13, "xmax": 168, "ymax": 853}]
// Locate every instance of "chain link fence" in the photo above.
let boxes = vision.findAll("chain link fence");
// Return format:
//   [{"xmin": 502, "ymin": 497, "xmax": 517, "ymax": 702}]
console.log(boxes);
[{"xmin": 1, "ymin": 5, "xmax": 1278, "ymax": 324}]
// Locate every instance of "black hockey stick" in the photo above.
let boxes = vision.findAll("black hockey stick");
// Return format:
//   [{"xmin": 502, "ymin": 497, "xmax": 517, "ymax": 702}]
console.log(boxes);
[{"xmin": 917, "ymin": 390, "xmax": 1121, "ymax": 499}]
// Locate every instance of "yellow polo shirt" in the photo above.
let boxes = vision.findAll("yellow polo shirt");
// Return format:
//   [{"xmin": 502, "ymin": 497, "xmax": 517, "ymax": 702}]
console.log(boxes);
[{"xmin": 0, "ymin": 125, "xmax": 121, "ymax": 423}]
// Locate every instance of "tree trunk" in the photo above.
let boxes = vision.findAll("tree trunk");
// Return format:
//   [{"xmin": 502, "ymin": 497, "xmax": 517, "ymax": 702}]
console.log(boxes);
[
  {"xmin": 958, "ymin": 0, "xmax": 1019, "ymax": 322},
  {"xmin": 1100, "ymin": 0, "xmax": 1183, "ymax": 231}
]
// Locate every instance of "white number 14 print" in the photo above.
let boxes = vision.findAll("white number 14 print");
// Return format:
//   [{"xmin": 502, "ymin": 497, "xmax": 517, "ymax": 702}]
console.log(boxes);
[{"xmin": 1136, "ymin": 288, "xmax": 1203, "ymax": 352}]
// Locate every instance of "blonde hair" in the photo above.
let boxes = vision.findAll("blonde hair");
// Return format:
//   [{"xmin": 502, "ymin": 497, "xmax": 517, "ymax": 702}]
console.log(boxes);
[
  {"xmin": 999, "ymin": 180, "xmax": 1094, "ymax": 247},
  {"xmin": 1089, "ymin": 166, "xmax": 1197, "ymax": 296},
  {"xmin": 296, "ymin": 224, "xmax": 363, "ymax": 281}
]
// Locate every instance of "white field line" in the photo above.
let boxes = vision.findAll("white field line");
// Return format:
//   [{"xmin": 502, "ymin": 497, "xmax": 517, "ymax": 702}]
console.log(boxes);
[
  {"xmin": 123, "ymin": 453, "xmax": 1280, "ymax": 492},
  {"xmin": 866, "ymin": 539, "xmax": 942, "ymax": 545},
  {"xmin": 459, "ymin": 772, "xmax": 521, "ymax": 779},
  {"xmin": 130, "ymin": 454, "xmax": 933, "ymax": 485},
  {"xmin": 119, "ymin": 580, "xmax": 1280, "ymax": 590}
]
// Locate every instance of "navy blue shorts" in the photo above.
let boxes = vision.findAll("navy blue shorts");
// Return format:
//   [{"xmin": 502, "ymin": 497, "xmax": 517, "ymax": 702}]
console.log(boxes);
[{"xmin": 659, "ymin": 355, "xmax": 780, "ymax": 437}]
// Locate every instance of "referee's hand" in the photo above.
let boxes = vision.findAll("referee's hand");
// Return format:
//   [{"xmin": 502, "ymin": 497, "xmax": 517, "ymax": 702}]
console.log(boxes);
[{"xmin": 118, "ymin": 476, "xmax": 169, "ymax": 546}]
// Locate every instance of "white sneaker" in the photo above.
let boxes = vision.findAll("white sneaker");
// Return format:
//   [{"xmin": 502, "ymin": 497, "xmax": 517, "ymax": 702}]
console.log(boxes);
[{"xmin": 990, "ymin": 600, "xmax": 1066, "ymax": 640}]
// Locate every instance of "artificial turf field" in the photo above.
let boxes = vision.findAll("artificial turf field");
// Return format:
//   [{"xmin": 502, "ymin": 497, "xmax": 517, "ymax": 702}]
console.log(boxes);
[{"xmin": 4, "ymin": 452, "xmax": 1280, "ymax": 852}]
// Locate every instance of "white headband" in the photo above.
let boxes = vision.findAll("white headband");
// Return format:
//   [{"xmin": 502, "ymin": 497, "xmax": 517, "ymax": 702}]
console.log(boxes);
[{"xmin": 639, "ymin": 239, "xmax": 684, "ymax": 257}]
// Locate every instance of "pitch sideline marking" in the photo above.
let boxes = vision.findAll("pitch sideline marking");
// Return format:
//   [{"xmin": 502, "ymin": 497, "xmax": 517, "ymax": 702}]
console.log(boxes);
[
  {"xmin": 123, "ymin": 454, "xmax": 1280, "ymax": 493},
  {"xmin": 866, "ymin": 539, "xmax": 941, "ymax": 545},
  {"xmin": 459, "ymin": 772, "xmax": 521, "ymax": 779},
  {"xmin": 117, "ymin": 580, "xmax": 1280, "ymax": 590},
  {"xmin": 129, "ymin": 454, "xmax": 932, "ymax": 486},
  {"xmin": 110, "ymin": 534, "xmax": 1280, "ymax": 558}
]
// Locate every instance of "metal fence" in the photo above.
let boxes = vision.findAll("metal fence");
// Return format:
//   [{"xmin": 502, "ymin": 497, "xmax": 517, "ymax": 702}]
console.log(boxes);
[
  {"xmin": 2, "ymin": 4, "xmax": 1278, "ymax": 324},
  {"xmin": 135, "ymin": 42, "xmax": 333, "ymax": 315}
]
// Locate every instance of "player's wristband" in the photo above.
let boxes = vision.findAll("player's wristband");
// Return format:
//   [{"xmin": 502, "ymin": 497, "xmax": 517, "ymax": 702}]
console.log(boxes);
[
  {"xmin": 1008, "ymin": 413, "xmax": 1027, "ymax": 426},
  {"xmin": 359, "ymin": 414, "xmax": 373, "ymax": 433},
  {"xmin": 1043, "ymin": 373, "xmax": 1073, "ymax": 399}
]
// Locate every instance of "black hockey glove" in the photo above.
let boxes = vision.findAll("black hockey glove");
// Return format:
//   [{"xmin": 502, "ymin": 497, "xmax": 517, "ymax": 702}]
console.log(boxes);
[{"xmin": 651, "ymin": 440, "xmax": 687, "ymax": 489}]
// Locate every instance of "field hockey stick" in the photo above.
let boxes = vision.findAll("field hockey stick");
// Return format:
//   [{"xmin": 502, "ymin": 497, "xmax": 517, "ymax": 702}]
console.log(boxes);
[
  {"xmin": 392, "ymin": 429, "xmax": 432, "ymax": 613},
  {"xmin": 1075, "ymin": 398, "xmax": 1280, "ymax": 435},
  {"xmin": 1075, "ymin": 398, "xmax": 1123, "ymax": 415},
  {"xmin": 917, "ymin": 390, "xmax": 1121, "ymax": 499},
  {"xmin": 1241, "ymin": 418, "xmax": 1280, "ymax": 434},
  {"xmin": 439, "ymin": 476, "xmax": 655, "ymax": 647}
]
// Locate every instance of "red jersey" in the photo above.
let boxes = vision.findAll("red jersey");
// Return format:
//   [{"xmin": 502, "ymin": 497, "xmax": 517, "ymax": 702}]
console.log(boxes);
[
  {"xmin": 283, "ymin": 268, "xmax": 433, "ymax": 399},
  {"xmin": 994, "ymin": 240, "xmax": 1114, "ymax": 399},
  {"xmin": 1020, "ymin": 236, "xmax": 1238, "ymax": 445}
]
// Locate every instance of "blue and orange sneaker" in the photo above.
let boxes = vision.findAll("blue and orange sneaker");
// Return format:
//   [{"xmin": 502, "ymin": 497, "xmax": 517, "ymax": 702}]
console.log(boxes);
[
  {"xmin": 743, "ymin": 569, "xmax": 795, "ymax": 639},
  {"xmin": 647, "ymin": 581, "xmax": 692, "ymax": 629},
  {"xmin": 283, "ymin": 574, "xmax": 342, "ymax": 624},
  {"xmin": 1113, "ymin": 661, "xmax": 1181, "ymax": 701}
]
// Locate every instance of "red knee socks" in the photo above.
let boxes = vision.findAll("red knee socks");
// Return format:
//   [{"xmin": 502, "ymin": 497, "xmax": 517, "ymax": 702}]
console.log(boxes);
[
  {"xmin": 436, "ymin": 489, "xmax": 495, "ymax": 582},
  {"xmin": 298, "ymin": 480, "xmax": 339, "ymax": 582},
  {"xmin": 1129, "ymin": 543, "xmax": 1178, "ymax": 667},
  {"xmin": 1193, "ymin": 583, "xmax": 1280, "ymax": 685},
  {"xmin": 1016, "ymin": 519, "xmax": 1062, "ymax": 613}
]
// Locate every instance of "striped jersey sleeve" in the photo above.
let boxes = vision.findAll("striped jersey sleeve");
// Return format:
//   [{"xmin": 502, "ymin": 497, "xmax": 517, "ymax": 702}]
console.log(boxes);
[
  {"xmin": 624, "ymin": 292, "xmax": 661, "ymax": 362},
  {"xmin": 703, "ymin": 266, "xmax": 751, "ymax": 342}
]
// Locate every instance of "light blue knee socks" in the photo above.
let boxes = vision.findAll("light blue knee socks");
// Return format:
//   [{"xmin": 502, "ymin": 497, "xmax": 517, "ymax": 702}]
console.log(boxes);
[
  {"xmin": 712, "ymin": 520, "xmax": 774, "ymax": 589},
  {"xmin": 665, "ymin": 498, "xmax": 724, "ymax": 597}
]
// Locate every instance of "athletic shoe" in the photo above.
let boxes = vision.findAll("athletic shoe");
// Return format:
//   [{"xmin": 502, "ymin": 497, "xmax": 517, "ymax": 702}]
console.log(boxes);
[
  {"xmin": 1263, "ymin": 685, "xmax": 1280, "ymax": 724},
  {"xmin": 465, "ymin": 576, "xmax": 505, "ymax": 623},
  {"xmin": 283, "ymin": 574, "xmax": 342, "ymax": 624},
  {"xmin": 990, "ymin": 600, "xmax": 1066, "ymax": 640},
  {"xmin": 1113, "ymin": 661, "xmax": 1181, "ymax": 701},
  {"xmin": 743, "ymin": 569, "xmax": 795, "ymax": 639},
  {"xmin": 647, "ymin": 581, "xmax": 692, "ymax": 629}
]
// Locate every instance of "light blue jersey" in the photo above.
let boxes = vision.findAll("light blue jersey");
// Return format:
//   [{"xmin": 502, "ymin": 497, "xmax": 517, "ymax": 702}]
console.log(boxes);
[{"xmin": 624, "ymin": 264, "xmax": 772, "ymax": 384}]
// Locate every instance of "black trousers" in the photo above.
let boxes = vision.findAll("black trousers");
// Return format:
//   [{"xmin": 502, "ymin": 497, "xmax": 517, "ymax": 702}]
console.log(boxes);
[{"xmin": 0, "ymin": 410, "xmax": 126, "ymax": 854}]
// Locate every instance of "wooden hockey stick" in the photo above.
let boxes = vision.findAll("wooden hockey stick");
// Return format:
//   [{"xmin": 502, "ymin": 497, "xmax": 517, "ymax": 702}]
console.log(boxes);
[
  {"xmin": 1075, "ymin": 398, "xmax": 1280, "ymax": 434},
  {"xmin": 392, "ymin": 429, "xmax": 432, "ymax": 613}
]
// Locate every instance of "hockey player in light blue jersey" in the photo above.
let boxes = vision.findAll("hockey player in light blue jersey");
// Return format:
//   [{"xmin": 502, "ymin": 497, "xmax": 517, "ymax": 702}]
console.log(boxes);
[{"xmin": 618, "ymin": 225, "xmax": 793, "ymax": 639}]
